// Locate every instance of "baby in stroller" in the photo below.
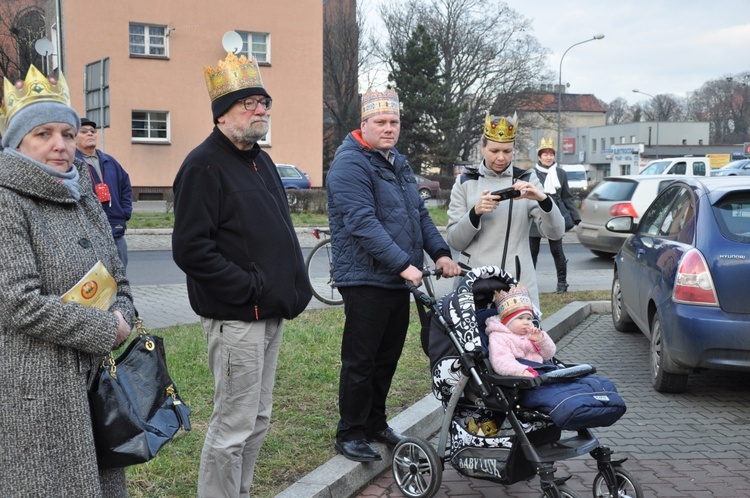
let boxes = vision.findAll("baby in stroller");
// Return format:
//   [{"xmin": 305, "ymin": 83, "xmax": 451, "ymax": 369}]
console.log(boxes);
[
  {"xmin": 485, "ymin": 285, "xmax": 556, "ymax": 378},
  {"xmin": 393, "ymin": 266, "xmax": 641, "ymax": 498}
]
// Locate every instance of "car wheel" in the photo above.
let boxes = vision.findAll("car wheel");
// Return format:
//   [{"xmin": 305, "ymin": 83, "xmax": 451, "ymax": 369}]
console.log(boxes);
[
  {"xmin": 590, "ymin": 250, "xmax": 616, "ymax": 259},
  {"xmin": 419, "ymin": 188, "xmax": 432, "ymax": 200},
  {"xmin": 650, "ymin": 312, "xmax": 689, "ymax": 393},
  {"xmin": 611, "ymin": 273, "xmax": 637, "ymax": 332}
]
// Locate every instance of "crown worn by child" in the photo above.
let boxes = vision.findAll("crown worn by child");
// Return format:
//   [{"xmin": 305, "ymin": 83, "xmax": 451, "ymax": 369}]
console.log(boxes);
[{"xmin": 485, "ymin": 285, "xmax": 556, "ymax": 377}]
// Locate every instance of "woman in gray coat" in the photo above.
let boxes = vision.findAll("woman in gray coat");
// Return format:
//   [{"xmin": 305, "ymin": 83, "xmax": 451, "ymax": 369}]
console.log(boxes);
[
  {"xmin": 0, "ymin": 66, "xmax": 135, "ymax": 497},
  {"xmin": 446, "ymin": 113, "xmax": 565, "ymax": 306}
]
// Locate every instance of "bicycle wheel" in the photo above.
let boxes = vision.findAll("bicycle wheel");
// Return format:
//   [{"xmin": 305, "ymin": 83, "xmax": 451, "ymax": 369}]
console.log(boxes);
[{"xmin": 305, "ymin": 239, "xmax": 343, "ymax": 306}]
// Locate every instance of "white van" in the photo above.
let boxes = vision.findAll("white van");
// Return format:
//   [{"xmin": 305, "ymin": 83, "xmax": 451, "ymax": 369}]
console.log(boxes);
[
  {"xmin": 560, "ymin": 164, "xmax": 589, "ymax": 197},
  {"xmin": 639, "ymin": 157, "xmax": 711, "ymax": 177}
]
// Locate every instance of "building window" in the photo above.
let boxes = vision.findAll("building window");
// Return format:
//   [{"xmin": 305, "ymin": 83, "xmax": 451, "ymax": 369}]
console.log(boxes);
[
  {"xmin": 258, "ymin": 117, "xmax": 271, "ymax": 146},
  {"xmin": 238, "ymin": 32, "xmax": 270, "ymax": 63},
  {"xmin": 601, "ymin": 138, "xmax": 606, "ymax": 150},
  {"xmin": 592, "ymin": 138, "xmax": 597, "ymax": 152},
  {"xmin": 620, "ymin": 136, "xmax": 625, "ymax": 144},
  {"xmin": 610, "ymin": 137, "xmax": 615, "ymax": 145},
  {"xmin": 631, "ymin": 135, "xmax": 636, "ymax": 143},
  {"xmin": 132, "ymin": 110, "xmax": 169, "ymax": 143},
  {"xmin": 130, "ymin": 23, "xmax": 168, "ymax": 57}
]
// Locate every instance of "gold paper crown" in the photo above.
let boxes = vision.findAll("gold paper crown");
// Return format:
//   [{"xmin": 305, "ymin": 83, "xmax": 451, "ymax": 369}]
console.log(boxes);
[
  {"xmin": 361, "ymin": 88, "xmax": 399, "ymax": 121},
  {"xmin": 204, "ymin": 52, "xmax": 264, "ymax": 102},
  {"xmin": 483, "ymin": 112, "xmax": 518, "ymax": 143},
  {"xmin": 537, "ymin": 137, "xmax": 555, "ymax": 153},
  {"xmin": 1, "ymin": 65, "xmax": 71, "ymax": 132},
  {"xmin": 494, "ymin": 285, "xmax": 534, "ymax": 325}
]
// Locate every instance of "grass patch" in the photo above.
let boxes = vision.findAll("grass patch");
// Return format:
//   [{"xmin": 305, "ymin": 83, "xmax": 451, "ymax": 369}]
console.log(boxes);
[
  {"xmin": 124, "ymin": 289, "xmax": 609, "ymax": 497},
  {"xmin": 129, "ymin": 206, "xmax": 446, "ymax": 230}
]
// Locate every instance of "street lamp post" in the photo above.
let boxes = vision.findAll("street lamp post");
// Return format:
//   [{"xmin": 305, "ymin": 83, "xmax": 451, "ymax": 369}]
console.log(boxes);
[
  {"xmin": 633, "ymin": 89, "xmax": 659, "ymax": 159},
  {"xmin": 557, "ymin": 34, "xmax": 604, "ymax": 163}
]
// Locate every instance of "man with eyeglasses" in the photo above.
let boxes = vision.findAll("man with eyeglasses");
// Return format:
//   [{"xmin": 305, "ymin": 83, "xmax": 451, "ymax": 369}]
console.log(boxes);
[
  {"xmin": 171, "ymin": 52, "xmax": 312, "ymax": 498},
  {"xmin": 75, "ymin": 117, "xmax": 132, "ymax": 271}
]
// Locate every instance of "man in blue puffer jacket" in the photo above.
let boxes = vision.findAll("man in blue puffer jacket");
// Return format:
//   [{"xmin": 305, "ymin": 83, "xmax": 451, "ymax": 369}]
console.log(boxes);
[{"xmin": 327, "ymin": 88, "xmax": 461, "ymax": 462}]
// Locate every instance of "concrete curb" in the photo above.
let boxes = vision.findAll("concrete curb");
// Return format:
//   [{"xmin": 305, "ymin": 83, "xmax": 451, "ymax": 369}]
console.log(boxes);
[{"xmin": 275, "ymin": 300, "xmax": 613, "ymax": 498}]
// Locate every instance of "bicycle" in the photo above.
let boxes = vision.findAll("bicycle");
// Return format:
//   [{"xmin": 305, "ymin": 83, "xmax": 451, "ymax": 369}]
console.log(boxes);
[{"xmin": 305, "ymin": 228, "xmax": 343, "ymax": 306}]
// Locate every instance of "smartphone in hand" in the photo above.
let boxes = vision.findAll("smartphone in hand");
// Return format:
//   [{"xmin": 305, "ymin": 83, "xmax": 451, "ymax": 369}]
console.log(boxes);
[{"xmin": 490, "ymin": 187, "xmax": 522, "ymax": 201}]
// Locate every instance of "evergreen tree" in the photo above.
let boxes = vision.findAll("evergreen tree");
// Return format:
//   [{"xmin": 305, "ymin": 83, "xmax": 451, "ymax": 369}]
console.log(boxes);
[{"xmin": 388, "ymin": 24, "xmax": 459, "ymax": 174}]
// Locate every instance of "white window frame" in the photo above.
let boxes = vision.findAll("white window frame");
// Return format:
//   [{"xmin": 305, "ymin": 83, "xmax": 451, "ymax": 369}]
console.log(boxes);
[
  {"xmin": 131, "ymin": 110, "xmax": 170, "ymax": 143},
  {"xmin": 129, "ymin": 23, "xmax": 168, "ymax": 57},
  {"xmin": 258, "ymin": 116, "xmax": 271, "ymax": 147},
  {"xmin": 238, "ymin": 31, "xmax": 270, "ymax": 64}
]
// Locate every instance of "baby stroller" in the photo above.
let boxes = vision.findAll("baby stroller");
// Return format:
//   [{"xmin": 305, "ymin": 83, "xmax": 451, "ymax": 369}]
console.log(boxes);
[{"xmin": 392, "ymin": 266, "xmax": 643, "ymax": 498}]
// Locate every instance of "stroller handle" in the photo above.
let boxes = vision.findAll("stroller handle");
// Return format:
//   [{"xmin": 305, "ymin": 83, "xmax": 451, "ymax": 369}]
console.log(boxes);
[{"xmin": 405, "ymin": 268, "xmax": 469, "ymax": 306}]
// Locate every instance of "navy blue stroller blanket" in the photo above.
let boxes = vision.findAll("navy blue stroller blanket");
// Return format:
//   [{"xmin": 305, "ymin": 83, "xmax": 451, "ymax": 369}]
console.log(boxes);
[{"xmin": 520, "ymin": 372, "xmax": 626, "ymax": 431}]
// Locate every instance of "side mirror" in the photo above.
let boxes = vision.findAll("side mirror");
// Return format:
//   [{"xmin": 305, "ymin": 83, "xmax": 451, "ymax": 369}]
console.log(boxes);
[{"xmin": 606, "ymin": 216, "xmax": 635, "ymax": 233}]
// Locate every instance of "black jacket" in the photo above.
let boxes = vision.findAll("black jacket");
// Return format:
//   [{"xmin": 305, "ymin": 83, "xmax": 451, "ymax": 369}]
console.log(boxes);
[{"xmin": 172, "ymin": 127, "xmax": 312, "ymax": 321}]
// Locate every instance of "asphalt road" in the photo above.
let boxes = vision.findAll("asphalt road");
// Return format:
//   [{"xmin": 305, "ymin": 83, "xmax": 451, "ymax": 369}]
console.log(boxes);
[{"xmin": 127, "ymin": 243, "xmax": 615, "ymax": 288}]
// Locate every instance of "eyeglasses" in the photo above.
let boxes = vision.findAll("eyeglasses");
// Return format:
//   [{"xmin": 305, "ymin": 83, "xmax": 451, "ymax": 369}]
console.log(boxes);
[
  {"xmin": 238, "ymin": 97, "xmax": 272, "ymax": 112},
  {"xmin": 79, "ymin": 127, "xmax": 97, "ymax": 135}
]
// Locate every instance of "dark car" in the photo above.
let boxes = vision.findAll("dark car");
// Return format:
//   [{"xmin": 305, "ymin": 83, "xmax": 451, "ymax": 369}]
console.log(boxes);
[
  {"xmin": 276, "ymin": 164, "xmax": 311, "ymax": 189},
  {"xmin": 414, "ymin": 174, "xmax": 440, "ymax": 200},
  {"xmin": 607, "ymin": 177, "xmax": 750, "ymax": 393},
  {"xmin": 711, "ymin": 159, "xmax": 750, "ymax": 176}
]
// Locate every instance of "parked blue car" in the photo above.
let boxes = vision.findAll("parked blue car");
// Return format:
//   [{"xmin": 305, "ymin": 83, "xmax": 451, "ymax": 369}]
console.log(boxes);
[
  {"xmin": 607, "ymin": 177, "xmax": 750, "ymax": 393},
  {"xmin": 276, "ymin": 164, "xmax": 311, "ymax": 190}
]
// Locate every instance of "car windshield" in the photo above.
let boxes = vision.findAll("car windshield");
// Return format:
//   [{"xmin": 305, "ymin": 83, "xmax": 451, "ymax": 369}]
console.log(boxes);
[
  {"xmin": 587, "ymin": 180, "xmax": 637, "ymax": 201},
  {"xmin": 640, "ymin": 161, "xmax": 670, "ymax": 174},
  {"xmin": 277, "ymin": 166, "xmax": 301, "ymax": 178},
  {"xmin": 713, "ymin": 192, "xmax": 750, "ymax": 242},
  {"xmin": 720, "ymin": 161, "xmax": 746, "ymax": 170},
  {"xmin": 566, "ymin": 171, "xmax": 586, "ymax": 181}
]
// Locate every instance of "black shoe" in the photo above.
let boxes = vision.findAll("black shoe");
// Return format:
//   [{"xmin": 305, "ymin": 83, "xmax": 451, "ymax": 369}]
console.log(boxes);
[
  {"xmin": 556, "ymin": 282, "xmax": 569, "ymax": 294},
  {"xmin": 367, "ymin": 427, "xmax": 405, "ymax": 447},
  {"xmin": 334, "ymin": 439, "xmax": 382, "ymax": 462}
]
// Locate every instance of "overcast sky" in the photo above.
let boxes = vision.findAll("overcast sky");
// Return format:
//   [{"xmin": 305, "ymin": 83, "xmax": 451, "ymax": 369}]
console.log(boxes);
[
  {"xmin": 515, "ymin": 0, "xmax": 750, "ymax": 105},
  {"xmin": 365, "ymin": 0, "xmax": 750, "ymax": 106}
]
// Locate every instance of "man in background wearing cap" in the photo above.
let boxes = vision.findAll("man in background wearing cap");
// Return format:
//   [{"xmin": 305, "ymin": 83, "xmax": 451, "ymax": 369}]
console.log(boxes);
[
  {"xmin": 75, "ymin": 118, "xmax": 132, "ymax": 270},
  {"xmin": 326, "ymin": 88, "xmax": 461, "ymax": 462},
  {"xmin": 171, "ymin": 52, "xmax": 311, "ymax": 497}
]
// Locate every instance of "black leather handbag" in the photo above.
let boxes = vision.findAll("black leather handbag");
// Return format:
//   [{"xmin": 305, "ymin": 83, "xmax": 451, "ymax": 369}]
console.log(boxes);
[{"xmin": 89, "ymin": 315, "xmax": 191, "ymax": 469}]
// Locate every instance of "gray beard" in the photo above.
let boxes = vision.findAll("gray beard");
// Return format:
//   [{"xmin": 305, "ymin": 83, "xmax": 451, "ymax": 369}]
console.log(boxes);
[{"xmin": 225, "ymin": 119, "xmax": 269, "ymax": 148}]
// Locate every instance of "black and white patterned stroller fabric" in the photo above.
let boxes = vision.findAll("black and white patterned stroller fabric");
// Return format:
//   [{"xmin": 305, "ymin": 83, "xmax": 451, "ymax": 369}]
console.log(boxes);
[{"xmin": 427, "ymin": 267, "xmax": 626, "ymax": 484}]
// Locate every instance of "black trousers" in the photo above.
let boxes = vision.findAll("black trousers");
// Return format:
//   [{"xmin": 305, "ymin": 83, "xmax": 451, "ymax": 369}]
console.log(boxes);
[
  {"xmin": 336, "ymin": 285, "xmax": 410, "ymax": 442},
  {"xmin": 529, "ymin": 236, "xmax": 568, "ymax": 284}
]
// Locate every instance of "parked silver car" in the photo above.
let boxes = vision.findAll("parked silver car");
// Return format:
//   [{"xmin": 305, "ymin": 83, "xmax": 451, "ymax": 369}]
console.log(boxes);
[
  {"xmin": 577, "ymin": 175, "xmax": 676, "ymax": 258},
  {"xmin": 711, "ymin": 159, "xmax": 750, "ymax": 176}
]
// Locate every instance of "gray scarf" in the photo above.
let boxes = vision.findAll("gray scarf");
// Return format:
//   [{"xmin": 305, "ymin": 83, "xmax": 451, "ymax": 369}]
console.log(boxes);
[{"xmin": 5, "ymin": 148, "xmax": 81, "ymax": 200}]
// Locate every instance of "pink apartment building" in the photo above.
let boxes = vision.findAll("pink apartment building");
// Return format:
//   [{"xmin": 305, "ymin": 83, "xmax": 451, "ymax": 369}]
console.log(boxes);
[{"xmin": 52, "ymin": 0, "xmax": 324, "ymax": 197}]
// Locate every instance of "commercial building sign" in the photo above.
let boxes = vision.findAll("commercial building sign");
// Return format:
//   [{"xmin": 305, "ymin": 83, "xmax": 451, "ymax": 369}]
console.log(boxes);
[
  {"xmin": 562, "ymin": 138, "xmax": 575, "ymax": 154},
  {"xmin": 744, "ymin": 142, "xmax": 750, "ymax": 157}
]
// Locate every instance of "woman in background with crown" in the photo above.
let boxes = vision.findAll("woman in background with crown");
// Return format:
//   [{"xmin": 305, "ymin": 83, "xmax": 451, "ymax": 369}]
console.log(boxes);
[
  {"xmin": 529, "ymin": 137, "xmax": 581, "ymax": 293},
  {"xmin": 0, "ymin": 66, "xmax": 134, "ymax": 497},
  {"xmin": 446, "ymin": 113, "xmax": 565, "ymax": 306}
]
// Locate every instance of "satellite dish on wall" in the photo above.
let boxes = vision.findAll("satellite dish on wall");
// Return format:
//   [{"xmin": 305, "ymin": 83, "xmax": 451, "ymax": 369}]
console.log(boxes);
[
  {"xmin": 34, "ymin": 38, "xmax": 55, "ymax": 56},
  {"xmin": 221, "ymin": 31, "xmax": 243, "ymax": 54}
]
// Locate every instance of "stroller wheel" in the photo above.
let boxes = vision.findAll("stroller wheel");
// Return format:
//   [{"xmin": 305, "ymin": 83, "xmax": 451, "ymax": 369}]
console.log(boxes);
[
  {"xmin": 592, "ymin": 466, "xmax": 644, "ymax": 498},
  {"xmin": 391, "ymin": 437, "xmax": 442, "ymax": 498}
]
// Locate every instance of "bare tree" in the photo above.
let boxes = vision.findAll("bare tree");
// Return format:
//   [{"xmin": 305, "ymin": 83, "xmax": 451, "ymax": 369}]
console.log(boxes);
[
  {"xmin": 606, "ymin": 97, "xmax": 632, "ymax": 124},
  {"xmin": 689, "ymin": 74, "xmax": 750, "ymax": 144},
  {"xmin": 376, "ymin": 0, "xmax": 548, "ymax": 171},
  {"xmin": 633, "ymin": 93, "xmax": 685, "ymax": 123},
  {"xmin": 322, "ymin": 0, "xmax": 374, "ymax": 171},
  {"xmin": 0, "ymin": 2, "xmax": 47, "ymax": 81}
]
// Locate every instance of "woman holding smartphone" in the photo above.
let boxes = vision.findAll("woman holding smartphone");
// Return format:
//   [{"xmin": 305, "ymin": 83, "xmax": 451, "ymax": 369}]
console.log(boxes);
[{"xmin": 446, "ymin": 113, "xmax": 565, "ymax": 306}]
